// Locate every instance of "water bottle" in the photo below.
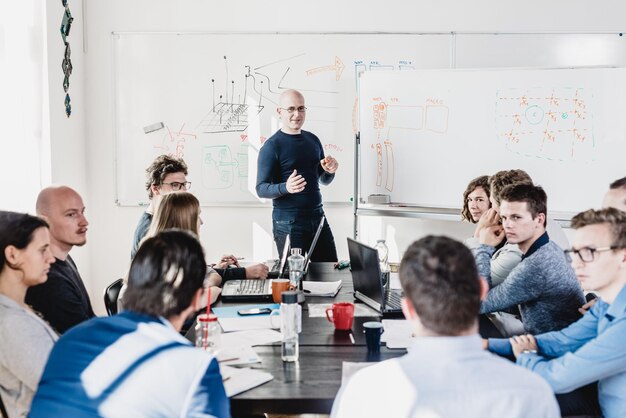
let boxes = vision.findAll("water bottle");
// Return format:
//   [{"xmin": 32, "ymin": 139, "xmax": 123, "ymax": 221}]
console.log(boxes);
[
  {"xmin": 374, "ymin": 239, "xmax": 390, "ymax": 286},
  {"xmin": 281, "ymin": 291, "xmax": 301, "ymax": 362},
  {"xmin": 288, "ymin": 248, "xmax": 305, "ymax": 290},
  {"xmin": 195, "ymin": 313, "xmax": 221, "ymax": 354}
]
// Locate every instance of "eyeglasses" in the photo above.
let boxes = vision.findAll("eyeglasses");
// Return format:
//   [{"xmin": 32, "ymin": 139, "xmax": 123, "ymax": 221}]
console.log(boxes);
[
  {"xmin": 564, "ymin": 246, "xmax": 620, "ymax": 263},
  {"xmin": 280, "ymin": 106, "xmax": 307, "ymax": 114},
  {"xmin": 161, "ymin": 181, "xmax": 191, "ymax": 191}
]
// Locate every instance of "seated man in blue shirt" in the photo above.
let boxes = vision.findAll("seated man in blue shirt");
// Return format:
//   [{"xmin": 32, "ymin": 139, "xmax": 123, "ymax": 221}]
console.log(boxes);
[
  {"xmin": 487, "ymin": 207, "xmax": 626, "ymax": 418},
  {"xmin": 30, "ymin": 230, "xmax": 230, "ymax": 418},
  {"xmin": 477, "ymin": 183, "xmax": 584, "ymax": 334},
  {"xmin": 331, "ymin": 236, "xmax": 559, "ymax": 418}
]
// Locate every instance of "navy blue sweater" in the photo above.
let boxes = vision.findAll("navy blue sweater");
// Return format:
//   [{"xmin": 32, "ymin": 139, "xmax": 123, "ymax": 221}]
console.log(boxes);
[{"xmin": 256, "ymin": 129, "xmax": 334, "ymax": 213}]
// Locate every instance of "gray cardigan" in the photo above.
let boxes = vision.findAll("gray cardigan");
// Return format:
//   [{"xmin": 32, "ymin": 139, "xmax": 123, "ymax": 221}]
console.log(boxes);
[
  {"xmin": 477, "ymin": 235, "xmax": 584, "ymax": 334},
  {"xmin": 0, "ymin": 295, "xmax": 58, "ymax": 418}
]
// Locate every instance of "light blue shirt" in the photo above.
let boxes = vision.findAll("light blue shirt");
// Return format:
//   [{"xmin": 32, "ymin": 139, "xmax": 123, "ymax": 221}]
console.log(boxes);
[
  {"xmin": 332, "ymin": 334, "xmax": 559, "ymax": 418},
  {"xmin": 489, "ymin": 284, "xmax": 626, "ymax": 418}
]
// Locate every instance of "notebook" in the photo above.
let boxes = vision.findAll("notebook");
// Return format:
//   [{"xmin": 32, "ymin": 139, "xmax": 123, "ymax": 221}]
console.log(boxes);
[
  {"xmin": 221, "ymin": 218, "xmax": 326, "ymax": 302},
  {"xmin": 347, "ymin": 237, "xmax": 403, "ymax": 314}
]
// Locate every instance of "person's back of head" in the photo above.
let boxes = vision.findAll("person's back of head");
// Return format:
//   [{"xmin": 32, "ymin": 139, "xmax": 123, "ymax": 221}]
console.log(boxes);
[
  {"xmin": 145, "ymin": 192, "xmax": 200, "ymax": 239},
  {"xmin": 602, "ymin": 176, "xmax": 626, "ymax": 212},
  {"xmin": 145, "ymin": 155, "xmax": 188, "ymax": 199},
  {"xmin": 124, "ymin": 229, "xmax": 206, "ymax": 318},
  {"xmin": 399, "ymin": 235, "xmax": 482, "ymax": 336},
  {"xmin": 489, "ymin": 169, "xmax": 533, "ymax": 208}
]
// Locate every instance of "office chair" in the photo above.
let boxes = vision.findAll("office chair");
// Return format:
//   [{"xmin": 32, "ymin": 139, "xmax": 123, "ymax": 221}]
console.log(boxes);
[
  {"xmin": 0, "ymin": 391, "xmax": 8, "ymax": 418},
  {"xmin": 104, "ymin": 278, "xmax": 124, "ymax": 316}
]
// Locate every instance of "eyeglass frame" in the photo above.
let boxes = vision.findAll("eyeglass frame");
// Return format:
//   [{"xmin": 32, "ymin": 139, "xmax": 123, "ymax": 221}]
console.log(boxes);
[
  {"xmin": 160, "ymin": 181, "xmax": 191, "ymax": 191},
  {"xmin": 563, "ymin": 245, "xmax": 622, "ymax": 263},
  {"xmin": 280, "ymin": 106, "xmax": 307, "ymax": 114}
]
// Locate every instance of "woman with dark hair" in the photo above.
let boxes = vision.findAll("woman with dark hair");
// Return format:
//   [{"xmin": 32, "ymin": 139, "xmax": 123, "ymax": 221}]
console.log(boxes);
[
  {"xmin": 0, "ymin": 211, "xmax": 57, "ymax": 417},
  {"xmin": 30, "ymin": 230, "xmax": 229, "ymax": 417},
  {"xmin": 461, "ymin": 175, "xmax": 491, "ymax": 223}
]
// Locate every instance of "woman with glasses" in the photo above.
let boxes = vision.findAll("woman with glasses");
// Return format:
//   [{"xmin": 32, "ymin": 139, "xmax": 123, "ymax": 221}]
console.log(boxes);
[{"xmin": 0, "ymin": 211, "xmax": 58, "ymax": 417}]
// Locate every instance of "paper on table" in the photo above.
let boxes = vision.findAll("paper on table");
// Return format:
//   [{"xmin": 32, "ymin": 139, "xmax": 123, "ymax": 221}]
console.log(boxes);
[
  {"xmin": 381, "ymin": 319, "xmax": 415, "ymax": 349},
  {"xmin": 220, "ymin": 329, "xmax": 282, "ymax": 349},
  {"xmin": 307, "ymin": 303, "xmax": 379, "ymax": 318},
  {"xmin": 220, "ymin": 365, "xmax": 273, "ymax": 397},
  {"xmin": 213, "ymin": 304, "xmax": 280, "ymax": 332},
  {"xmin": 302, "ymin": 280, "xmax": 342, "ymax": 297},
  {"xmin": 217, "ymin": 345, "xmax": 261, "ymax": 366}
]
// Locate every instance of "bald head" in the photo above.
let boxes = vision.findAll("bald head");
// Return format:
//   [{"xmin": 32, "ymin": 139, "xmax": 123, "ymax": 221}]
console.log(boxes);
[
  {"xmin": 36, "ymin": 186, "xmax": 80, "ymax": 216},
  {"xmin": 279, "ymin": 89, "xmax": 304, "ymax": 107},
  {"xmin": 277, "ymin": 90, "xmax": 306, "ymax": 134},
  {"xmin": 603, "ymin": 178, "xmax": 626, "ymax": 212},
  {"xmin": 36, "ymin": 186, "xmax": 89, "ymax": 257}
]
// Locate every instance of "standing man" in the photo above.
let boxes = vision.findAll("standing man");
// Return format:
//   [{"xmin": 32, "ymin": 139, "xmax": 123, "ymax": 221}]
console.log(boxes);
[
  {"xmin": 26, "ymin": 186, "xmax": 95, "ymax": 334},
  {"xmin": 487, "ymin": 208, "xmax": 626, "ymax": 417},
  {"xmin": 331, "ymin": 236, "xmax": 559, "ymax": 418},
  {"xmin": 478, "ymin": 183, "xmax": 584, "ymax": 334},
  {"xmin": 132, "ymin": 154, "xmax": 190, "ymax": 258},
  {"xmin": 603, "ymin": 176, "xmax": 626, "ymax": 211},
  {"xmin": 256, "ymin": 89, "xmax": 339, "ymax": 261}
]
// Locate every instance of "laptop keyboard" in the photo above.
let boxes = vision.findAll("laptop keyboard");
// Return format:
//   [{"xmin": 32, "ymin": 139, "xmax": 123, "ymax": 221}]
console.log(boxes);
[
  {"xmin": 385, "ymin": 290, "xmax": 402, "ymax": 310},
  {"xmin": 238, "ymin": 280, "xmax": 268, "ymax": 295}
]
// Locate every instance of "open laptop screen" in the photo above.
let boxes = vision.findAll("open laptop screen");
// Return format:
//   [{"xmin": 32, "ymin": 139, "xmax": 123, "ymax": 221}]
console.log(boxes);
[{"xmin": 347, "ymin": 237, "xmax": 384, "ymax": 306}]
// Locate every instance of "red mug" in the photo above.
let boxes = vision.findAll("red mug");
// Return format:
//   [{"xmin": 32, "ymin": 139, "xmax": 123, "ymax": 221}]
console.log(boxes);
[{"xmin": 325, "ymin": 302, "xmax": 355, "ymax": 331}]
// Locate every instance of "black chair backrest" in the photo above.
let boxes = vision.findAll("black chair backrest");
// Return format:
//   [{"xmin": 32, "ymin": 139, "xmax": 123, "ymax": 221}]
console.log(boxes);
[
  {"xmin": 104, "ymin": 278, "xmax": 124, "ymax": 316},
  {"xmin": 0, "ymin": 391, "xmax": 8, "ymax": 418}
]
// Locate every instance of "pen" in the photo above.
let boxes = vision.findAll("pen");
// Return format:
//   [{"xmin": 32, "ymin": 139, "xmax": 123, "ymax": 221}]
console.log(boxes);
[
  {"xmin": 218, "ymin": 357, "xmax": 240, "ymax": 363},
  {"xmin": 349, "ymin": 333, "xmax": 355, "ymax": 345}
]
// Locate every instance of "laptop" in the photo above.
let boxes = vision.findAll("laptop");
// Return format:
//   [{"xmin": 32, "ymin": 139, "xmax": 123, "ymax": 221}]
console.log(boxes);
[
  {"xmin": 347, "ymin": 237, "xmax": 403, "ymax": 314},
  {"xmin": 221, "ymin": 217, "xmax": 326, "ymax": 302},
  {"xmin": 267, "ymin": 235, "xmax": 291, "ymax": 279}
]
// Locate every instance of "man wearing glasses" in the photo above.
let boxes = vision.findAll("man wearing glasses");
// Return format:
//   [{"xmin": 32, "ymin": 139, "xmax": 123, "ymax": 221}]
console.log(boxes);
[
  {"xmin": 131, "ymin": 155, "xmax": 190, "ymax": 259},
  {"xmin": 486, "ymin": 207, "xmax": 626, "ymax": 417},
  {"xmin": 256, "ymin": 89, "xmax": 339, "ymax": 261}
]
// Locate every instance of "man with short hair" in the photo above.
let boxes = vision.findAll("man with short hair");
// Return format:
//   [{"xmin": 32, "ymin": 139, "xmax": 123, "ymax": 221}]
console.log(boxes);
[
  {"xmin": 487, "ymin": 208, "xmax": 626, "ymax": 417},
  {"xmin": 331, "ymin": 236, "xmax": 559, "ymax": 418},
  {"xmin": 256, "ymin": 89, "xmax": 339, "ymax": 262},
  {"xmin": 30, "ymin": 230, "xmax": 230, "ymax": 417},
  {"xmin": 478, "ymin": 183, "xmax": 584, "ymax": 334},
  {"xmin": 26, "ymin": 186, "xmax": 95, "ymax": 334},
  {"xmin": 132, "ymin": 154, "xmax": 190, "ymax": 258},
  {"xmin": 603, "ymin": 176, "xmax": 626, "ymax": 212}
]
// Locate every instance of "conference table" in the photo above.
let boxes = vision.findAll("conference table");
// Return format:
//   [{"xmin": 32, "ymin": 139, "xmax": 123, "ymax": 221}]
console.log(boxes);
[{"xmin": 193, "ymin": 262, "xmax": 406, "ymax": 418}]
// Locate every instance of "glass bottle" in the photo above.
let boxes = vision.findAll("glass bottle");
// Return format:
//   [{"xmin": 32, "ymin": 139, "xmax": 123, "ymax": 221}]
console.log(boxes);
[
  {"xmin": 280, "ymin": 291, "xmax": 301, "ymax": 362},
  {"xmin": 195, "ymin": 313, "xmax": 221, "ymax": 354},
  {"xmin": 374, "ymin": 239, "xmax": 390, "ymax": 286},
  {"xmin": 288, "ymin": 248, "xmax": 305, "ymax": 290}
]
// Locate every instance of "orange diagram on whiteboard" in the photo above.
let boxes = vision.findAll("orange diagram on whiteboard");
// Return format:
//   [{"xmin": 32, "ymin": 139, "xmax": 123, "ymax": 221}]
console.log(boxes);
[
  {"xmin": 496, "ymin": 88, "xmax": 593, "ymax": 161},
  {"xmin": 371, "ymin": 140, "xmax": 394, "ymax": 192},
  {"xmin": 305, "ymin": 56, "xmax": 345, "ymax": 81},
  {"xmin": 154, "ymin": 123, "xmax": 197, "ymax": 159}
]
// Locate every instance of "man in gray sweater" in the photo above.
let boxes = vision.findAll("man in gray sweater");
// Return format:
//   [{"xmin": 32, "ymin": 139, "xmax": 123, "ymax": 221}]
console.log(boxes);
[{"xmin": 477, "ymin": 183, "xmax": 584, "ymax": 334}]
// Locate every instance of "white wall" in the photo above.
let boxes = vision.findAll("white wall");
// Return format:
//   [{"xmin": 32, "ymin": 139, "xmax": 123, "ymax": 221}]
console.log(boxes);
[{"xmin": 63, "ymin": 0, "xmax": 624, "ymax": 314}]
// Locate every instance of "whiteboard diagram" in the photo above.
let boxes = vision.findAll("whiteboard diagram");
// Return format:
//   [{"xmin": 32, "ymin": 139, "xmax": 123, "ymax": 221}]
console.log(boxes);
[
  {"xmin": 113, "ymin": 33, "xmax": 450, "ymax": 205},
  {"xmin": 495, "ymin": 87, "xmax": 594, "ymax": 161}
]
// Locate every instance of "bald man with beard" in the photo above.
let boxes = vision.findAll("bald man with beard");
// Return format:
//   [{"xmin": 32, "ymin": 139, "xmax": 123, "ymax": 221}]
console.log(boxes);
[{"xmin": 26, "ymin": 186, "xmax": 95, "ymax": 334}]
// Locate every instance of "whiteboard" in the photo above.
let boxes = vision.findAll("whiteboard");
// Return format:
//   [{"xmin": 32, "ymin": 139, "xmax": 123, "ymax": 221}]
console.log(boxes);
[
  {"xmin": 112, "ymin": 32, "xmax": 451, "ymax": 205},
  {"xmin": 359, "ymin": 67, "xmax": 626, "ymax": 215}
]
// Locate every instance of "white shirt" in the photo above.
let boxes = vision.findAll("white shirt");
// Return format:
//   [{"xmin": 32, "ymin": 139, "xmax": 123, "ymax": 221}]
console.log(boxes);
[{"xmin": 331, "ymin": 334, "xmax": 559, "ymax": 418}]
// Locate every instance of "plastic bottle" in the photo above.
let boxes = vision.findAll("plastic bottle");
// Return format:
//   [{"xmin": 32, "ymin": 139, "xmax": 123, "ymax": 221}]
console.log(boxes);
[
  {"xmin": 288, "ymin": 248, "xmax": 305, "ymax": 290},
  {"xmin": 195, "ymin": 313, "xmax": 221, "ymax": 354},
  {"xmin": 280, "ymin": 291, "xmax": 301, "ymax": 362},
  {"xmin": 374, "ymin": 239, "xmax": 390, "ymax": 286}
]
